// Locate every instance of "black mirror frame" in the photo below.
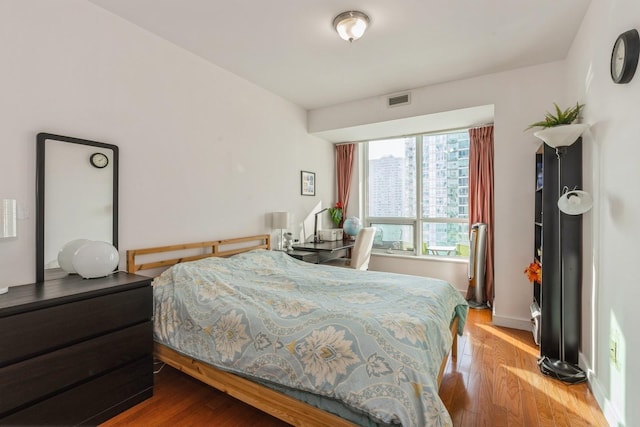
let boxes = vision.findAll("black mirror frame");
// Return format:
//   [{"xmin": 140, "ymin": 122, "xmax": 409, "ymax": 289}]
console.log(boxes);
[{"xmin": 36, "ymin": 133, "xmax": 119, "ymax": 282}]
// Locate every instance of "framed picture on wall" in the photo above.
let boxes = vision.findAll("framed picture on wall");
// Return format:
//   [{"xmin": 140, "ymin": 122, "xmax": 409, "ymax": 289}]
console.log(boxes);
[{"xmin": 301, "ymin": 171, "xmax": 315, "ymax": 196}]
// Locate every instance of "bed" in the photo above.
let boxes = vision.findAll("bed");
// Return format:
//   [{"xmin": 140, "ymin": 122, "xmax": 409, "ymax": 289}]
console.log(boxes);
[{"xmin": 127, "ymin": 234, "xmax": 468, "ymax": 427}]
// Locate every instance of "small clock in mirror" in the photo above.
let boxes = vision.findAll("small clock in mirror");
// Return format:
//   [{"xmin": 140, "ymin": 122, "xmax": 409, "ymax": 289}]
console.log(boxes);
[
  {"xmin": 611, "ymin": 29, "xmax": 640, "ymax": 84},
  {"xmin": 90, "ymin": 152, "xmax": 109, "ymax": 168}
]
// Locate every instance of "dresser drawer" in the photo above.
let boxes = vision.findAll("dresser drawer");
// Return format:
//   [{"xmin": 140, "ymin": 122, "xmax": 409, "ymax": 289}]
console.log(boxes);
[
  {"xmin": 0, "ymin": 321, "xmax": 152, "ymax": 415},
  {"xmin": 0, "ymin": 285, "xmax": 151, "ymax": 367},
  {"xmin": 0, "ymin": 355, "xmax": 153, "ymax": 426}
]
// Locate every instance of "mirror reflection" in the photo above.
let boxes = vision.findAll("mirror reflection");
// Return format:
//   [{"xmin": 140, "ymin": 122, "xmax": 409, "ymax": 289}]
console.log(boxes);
[{"xmin": 36, "ymin": 133, "xmax": 118, "ymax": 282}]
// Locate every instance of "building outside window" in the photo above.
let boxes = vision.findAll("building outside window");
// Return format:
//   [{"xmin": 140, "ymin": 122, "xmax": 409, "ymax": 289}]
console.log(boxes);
[{"xmin": 365, "ymin": 130, "xmax": 470, "ymax": 258}]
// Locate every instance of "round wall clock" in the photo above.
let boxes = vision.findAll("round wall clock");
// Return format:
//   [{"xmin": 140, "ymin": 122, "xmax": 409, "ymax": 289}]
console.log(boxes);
[
  {"xmin": 611, "ymin": 29, "xmax": 640, "ymax": 84},
  {"xmin": 90, "ymin": 152, "xmax": 109, "ymax": 168}
]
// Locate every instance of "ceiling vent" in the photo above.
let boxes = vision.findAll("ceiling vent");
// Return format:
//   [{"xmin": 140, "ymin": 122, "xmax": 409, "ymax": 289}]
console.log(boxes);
[{"xmin": 387, "ymin": 92, "xmax": 411, "ymax": 108}]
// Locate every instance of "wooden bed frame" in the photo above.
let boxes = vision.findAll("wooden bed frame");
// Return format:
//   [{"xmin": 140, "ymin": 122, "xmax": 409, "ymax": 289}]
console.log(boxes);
[{"xmin": 127, "ymin": 234, "xmax": 458, "ymax": 427}]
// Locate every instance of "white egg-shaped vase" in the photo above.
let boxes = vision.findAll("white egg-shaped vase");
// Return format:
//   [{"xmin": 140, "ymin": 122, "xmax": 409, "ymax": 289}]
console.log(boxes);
[
  {"xmin": 72, "ymin": 241, "xmax": 119, "ymax": 279},
  {"xmin": 533, "ymin": 124, "xmax": 589, "ymax": 148},
  {"xmin": 57, "ymin": 239, "xmax": 91, "ymax": 273}
]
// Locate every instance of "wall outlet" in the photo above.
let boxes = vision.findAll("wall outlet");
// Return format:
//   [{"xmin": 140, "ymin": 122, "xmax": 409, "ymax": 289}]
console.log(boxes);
[
  {"xmin": 609, "ymin": 338, "xmax": 617, "ymax": 364},
  {"xmin": 609, "ymin": 317, "xmax": 624, "ymax": 372}
]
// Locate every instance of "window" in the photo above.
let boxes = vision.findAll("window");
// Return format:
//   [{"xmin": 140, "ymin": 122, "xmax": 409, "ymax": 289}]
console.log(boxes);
[{"xmin": 365, "ymin": 130, "xmax": 470, "ymax": 258}]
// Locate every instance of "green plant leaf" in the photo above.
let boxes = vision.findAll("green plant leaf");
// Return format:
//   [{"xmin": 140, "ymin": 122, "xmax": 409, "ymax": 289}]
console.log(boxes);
[
  {"xmin": 328, "ymin": 207, "xmax": 343, "ymax": 225},
  {"xmin": 525, "ymin": 102, "xmax": 585, "ymax": 131}
]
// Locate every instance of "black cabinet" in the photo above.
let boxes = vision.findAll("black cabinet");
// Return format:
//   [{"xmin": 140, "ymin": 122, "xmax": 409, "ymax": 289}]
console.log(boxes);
[
  {"xmin": 533, "ymin": 140, "xmax": 583, "ymax": 364},
  {"xmin": 0, "ymin": 272, "xmax": 153, "ymax": 425}
]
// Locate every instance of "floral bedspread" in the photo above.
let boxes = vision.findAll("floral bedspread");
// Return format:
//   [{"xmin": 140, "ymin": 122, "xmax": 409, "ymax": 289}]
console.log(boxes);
[{"xmin": 153, "ymin": 249, "xmax": 468, "ymax": 427}]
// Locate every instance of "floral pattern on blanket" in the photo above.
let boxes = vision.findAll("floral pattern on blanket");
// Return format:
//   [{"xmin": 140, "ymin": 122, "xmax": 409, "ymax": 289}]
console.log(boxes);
[{"xmin": 153, "ymin": 249, "xmax": 468, "ymax": 427}]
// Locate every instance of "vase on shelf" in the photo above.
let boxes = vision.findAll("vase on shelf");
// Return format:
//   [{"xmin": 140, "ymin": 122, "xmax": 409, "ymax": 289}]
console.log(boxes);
[{"xmin": 533, "ymin": 124, "xmax": 589, "ymax": 148}]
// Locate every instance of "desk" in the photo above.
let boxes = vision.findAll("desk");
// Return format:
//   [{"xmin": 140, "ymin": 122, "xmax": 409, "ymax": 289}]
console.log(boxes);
[
  {"xmin": 292, "ymin": 240, "xmax": 354, "ymax": 263},
  {"xmin": 282, "ymin": 250, "xmax": 318, "ymax": 263},
  {"xmin": 427, "ymin": 245, "xmax": 456, "ymax": 256}
]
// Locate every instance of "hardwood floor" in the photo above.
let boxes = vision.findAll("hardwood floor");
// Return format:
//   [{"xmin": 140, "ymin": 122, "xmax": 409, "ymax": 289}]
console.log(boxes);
[
  {"xmin": 101, "ymin": 309, "xmax": 607, "ymax": 426},
  {"xmin": 440, "ymin": 309, "xmax": 607, "ymax": 426}
]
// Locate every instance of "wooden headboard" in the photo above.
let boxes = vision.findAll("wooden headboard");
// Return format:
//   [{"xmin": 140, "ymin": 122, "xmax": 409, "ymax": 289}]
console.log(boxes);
[{"xmin": 126, "ymin": 234, "xmax": 270, "ymax": 274}]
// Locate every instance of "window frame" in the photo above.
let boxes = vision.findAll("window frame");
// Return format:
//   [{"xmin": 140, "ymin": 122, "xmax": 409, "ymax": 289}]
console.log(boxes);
[{"xmin": 363, "ymin": 129, "xmax": 470, "ymax": 258}]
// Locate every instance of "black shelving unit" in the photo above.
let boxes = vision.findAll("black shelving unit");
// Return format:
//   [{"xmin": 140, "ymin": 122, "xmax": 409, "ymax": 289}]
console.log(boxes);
[
  {"xmin": 533, "ymin": 140, "xmax": 583, "ymax": 368},
  {"xmin": 533, "ymin": 148, "xmax": 543, "ymax": 312}
]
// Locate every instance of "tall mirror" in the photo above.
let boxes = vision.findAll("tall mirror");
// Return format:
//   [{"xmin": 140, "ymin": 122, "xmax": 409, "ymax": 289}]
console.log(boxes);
[{"xmin": 36, "ymin": 133, "xmax": 118, "ymax": 282}]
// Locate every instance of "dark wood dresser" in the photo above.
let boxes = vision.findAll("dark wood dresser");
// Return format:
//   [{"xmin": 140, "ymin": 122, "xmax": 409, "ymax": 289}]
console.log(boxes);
[{"xmin": 0, "ymin": 272, "xmax": 153, "ymax": 425}]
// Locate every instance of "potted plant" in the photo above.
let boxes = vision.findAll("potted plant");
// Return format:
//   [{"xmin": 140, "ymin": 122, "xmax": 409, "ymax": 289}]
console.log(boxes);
[
  {"xmin": 526, "ymin": 102, "xmax": 584, "ymax": 130},
  {"xmin": 526, "ymin": 102, "xmax": 588, "ymax": 148},
  {"xmin": 328, "ymin": 202, "xmax": 343, "ymax": 227}
]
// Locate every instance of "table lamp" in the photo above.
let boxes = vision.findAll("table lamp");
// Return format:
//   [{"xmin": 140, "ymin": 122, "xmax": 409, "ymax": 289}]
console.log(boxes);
[
  {"xmin": 272, "ymin": 212, "xmax": 289, "ymax": 250},
  {"xmin": 313, "ymin": 208, "xmax": 329, "ymax": 243}
]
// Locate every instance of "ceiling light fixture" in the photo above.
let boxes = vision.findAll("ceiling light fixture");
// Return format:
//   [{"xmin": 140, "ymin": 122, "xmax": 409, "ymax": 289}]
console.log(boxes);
[{"xmin": 333, "ymin": 11, "xmax": 370, "ymax": 42}]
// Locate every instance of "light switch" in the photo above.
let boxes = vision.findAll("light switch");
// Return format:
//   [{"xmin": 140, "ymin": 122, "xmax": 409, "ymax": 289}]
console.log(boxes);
[{"xmin": 0, "ymin": 199, "xmax": 17, "ymax": 239}]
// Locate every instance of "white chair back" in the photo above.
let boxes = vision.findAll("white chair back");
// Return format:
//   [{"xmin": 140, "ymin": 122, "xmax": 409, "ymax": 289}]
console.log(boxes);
[{"xmin": 350, "ymin": 227, "xmax": 376, "ymax": 270}]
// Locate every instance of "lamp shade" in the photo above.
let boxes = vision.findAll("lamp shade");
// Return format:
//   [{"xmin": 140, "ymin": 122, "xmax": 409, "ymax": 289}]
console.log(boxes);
[
  {"xmin": 558, "ymin": 190, "xmax": 593, "ymax": 215},
  {"xmin": 72, "ymin": 241, "xmax": 119, "ymax": 279},
  {"xmin": 333, "ymin": 11, "xmax": 369, "ymax": 42},
  {"xmin": 272, "ymin": 212, "xmax": 289, "ymax": 229}
]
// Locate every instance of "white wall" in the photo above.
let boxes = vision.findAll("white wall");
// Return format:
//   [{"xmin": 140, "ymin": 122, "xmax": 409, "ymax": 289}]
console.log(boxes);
[
  {"xmin": 565, "ymin": 1, "xmax": 640, "ymax": 425},
  {"xmin": 0, "ymin": 0, "xmax": 334, "ymax": 287},
  {"xmin": 310, "ymin": 63, "xmax": 568, "ymax": 329}
]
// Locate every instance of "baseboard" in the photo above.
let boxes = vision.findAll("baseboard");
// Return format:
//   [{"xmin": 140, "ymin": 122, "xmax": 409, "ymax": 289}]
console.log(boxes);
[
  {"xmin": 579, "ymin": 352, "xmax": 623, "ymax": 427},
  {"xmin": 491, "ymin": 313, "xmax": 532, "ymax": 331}
]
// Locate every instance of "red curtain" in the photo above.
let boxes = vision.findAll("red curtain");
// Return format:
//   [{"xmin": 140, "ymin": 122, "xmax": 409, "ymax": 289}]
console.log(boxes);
[
  {"xmin": 336, "ymin": 144, "xmax": 355, "ymax": 218},
  {"xmin": 468, "ymin": 126, "xmax": 495, "ymax": 305}
]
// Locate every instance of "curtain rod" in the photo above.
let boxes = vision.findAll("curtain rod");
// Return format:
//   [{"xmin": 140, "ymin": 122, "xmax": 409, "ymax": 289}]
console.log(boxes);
[
  {"xmin": 333, "ymin": 123, "xmax": 494, "ymax": 145},
  {"xmin": 469, "ymin": 123, "xmax": 494, "ymax": 130}
]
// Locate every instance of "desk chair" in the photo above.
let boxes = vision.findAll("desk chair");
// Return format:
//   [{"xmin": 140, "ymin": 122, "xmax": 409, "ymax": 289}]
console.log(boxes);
[{"xmin": 326, "ymin": 227, "xmax": 376, "ymax": 270}]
